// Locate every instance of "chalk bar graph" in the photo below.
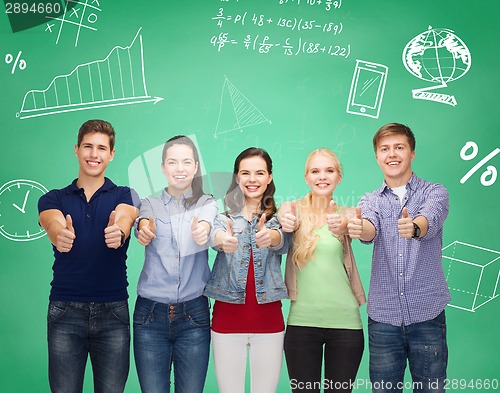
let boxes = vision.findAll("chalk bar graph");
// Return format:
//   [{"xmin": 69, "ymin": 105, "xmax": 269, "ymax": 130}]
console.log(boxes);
[{"xmin": 18, "ymin": 27, "xmax": 163, "ymax": 120}]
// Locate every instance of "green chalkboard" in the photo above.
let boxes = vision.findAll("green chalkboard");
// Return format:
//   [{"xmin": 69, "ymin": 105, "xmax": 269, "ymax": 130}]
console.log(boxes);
[{"xmin": 1, "ymin": 1, "xmax": 499, "ymax": 392}]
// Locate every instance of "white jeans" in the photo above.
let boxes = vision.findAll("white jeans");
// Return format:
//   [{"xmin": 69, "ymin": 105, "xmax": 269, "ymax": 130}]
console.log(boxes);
[{"xmin": 211, "ymin": 330, "xmax": 285, "ymax": 393}]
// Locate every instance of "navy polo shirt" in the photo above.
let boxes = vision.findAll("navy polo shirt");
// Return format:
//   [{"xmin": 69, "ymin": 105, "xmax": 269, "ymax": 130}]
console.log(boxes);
[{"xmin": 38, "ymin": 178, "xmax": 137, "ymax": 302}]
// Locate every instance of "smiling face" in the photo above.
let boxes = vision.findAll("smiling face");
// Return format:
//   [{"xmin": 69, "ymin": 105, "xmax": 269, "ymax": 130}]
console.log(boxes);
[
  {"xmin": 162, "ymin": 143, "xmax": 198, "ymax": 197},
  {"xmin": 305, "ymin": 152, "xmax": 342, "ymax": 197},
  {"xmin": 74, "ymin": 132, "xmax": 115, "ymax": 180},
  {"xmin": 375, "ymin": 134, "xmax": 415, "ymax": 187},
  {"xmin": 237, "ymin": 156, "xmax": 273, "ymax": 204}
]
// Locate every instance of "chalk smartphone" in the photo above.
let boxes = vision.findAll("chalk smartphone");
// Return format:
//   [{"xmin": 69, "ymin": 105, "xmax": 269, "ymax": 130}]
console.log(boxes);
[{"xmin": 346, "ymin": 60, "xmax": 388, "ymax": 119}]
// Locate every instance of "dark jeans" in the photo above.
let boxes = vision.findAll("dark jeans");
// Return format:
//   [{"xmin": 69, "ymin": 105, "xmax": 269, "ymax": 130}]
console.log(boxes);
[
  {"xmin": 368, "ymin": 310, "xmax": 448, "ymax": 393},
  {"xmin": 47, "ymin": 300, "xmax": 130, "ymax": 393},
  {"xmin": 133, "ymin": 295, "xmax": 211, "ymax": 393},
  {"xmin": 284, "ymin": 325, "xmax": 364, "ymax": 393}
]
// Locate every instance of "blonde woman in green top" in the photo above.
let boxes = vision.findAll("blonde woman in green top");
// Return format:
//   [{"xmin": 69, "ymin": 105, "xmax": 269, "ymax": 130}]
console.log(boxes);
[{"xmin": 278, "ymin": 148, "xmax": 366, "ymax": 393}]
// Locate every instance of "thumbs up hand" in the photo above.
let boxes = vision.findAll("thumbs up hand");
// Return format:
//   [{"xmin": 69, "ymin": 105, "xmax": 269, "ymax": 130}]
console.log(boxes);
[
  {"xmin": 138, "ymin": 216, "xmax": 156, "ymax": 246},
  {"xmin": 220, "ymin": 219, "xmax": 238, "ymax": 254},
  {"xmin": 104, "ymin": 210, "xmax": 123, "ymax": 249},
  {"xmin": 281, "ymin": 201, "xmax": 299, "ymax": 233},
  {"xmin": 398, "ymin": 207, "xmax": 414, "ymax": 239},
  {"xmin": 326, "ymin": 200, "xmax": 344, "ymax": 235},
  {"xmin": 191, "ymin": 214, "xmax": 209, "ymax": 245},
  {"xmin": 347, "ymin": 207, "xmax": 363, "ymax": 239},
  {"xmin": 255, "ymin": 214, "xmax": 271, "ymax": 249},
  {"xmin": 56, "ymin": 214, "xmax": 76, "ymax": 253}
]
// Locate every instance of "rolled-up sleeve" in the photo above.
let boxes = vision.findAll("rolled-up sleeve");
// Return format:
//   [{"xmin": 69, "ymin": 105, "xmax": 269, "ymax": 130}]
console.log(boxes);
[
  {"xmin": 417, "ymin": 183, "xmax": 449, "ymax": 240},
  {"xmin": 358, "ymin": 192, "xmax": 379, "ymax": 245},
  {"xmin": 208, "ymin": 214, "xmax": 229, "ymax": 249},
  {"xmin": 198, "ymin": 197, "xmax": 218, "ymax": 230},
  {"xmin": 134, "ymin": 197, "xmax": 153, "ymax": 237},
  {"xmin": 267, "ymin": 216, "xmax": 289, "ymax": 254}
]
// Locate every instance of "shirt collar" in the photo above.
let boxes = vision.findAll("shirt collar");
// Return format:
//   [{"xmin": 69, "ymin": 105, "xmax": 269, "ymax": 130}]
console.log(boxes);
[
  {"xmin": 378, "ymin": 172, "xmax": 417, "ymax": 195},
  {"xmin": 66, "ymin": 177, "xmax": 115, "ymax": 195},
  {"xmin": 228, "ymin": 210, "xmax": 245, "ymax": 219},
  {"xmin": 161, "ymin": 188, "xmax": 193, "ymax": 205},
  {"xmin": 227, "ymin": 210, "xmax": 263, "ymax": 224}
]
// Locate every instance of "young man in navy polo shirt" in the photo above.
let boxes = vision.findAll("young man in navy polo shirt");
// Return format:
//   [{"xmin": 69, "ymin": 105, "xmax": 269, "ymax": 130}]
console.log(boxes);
[
  {"xmin": 348, "ymin": 123, "xmax": 450, "ymax": 393},
  {"xmin": 38, "ymin": 119, "xmax": 139, "ymax": 393}
]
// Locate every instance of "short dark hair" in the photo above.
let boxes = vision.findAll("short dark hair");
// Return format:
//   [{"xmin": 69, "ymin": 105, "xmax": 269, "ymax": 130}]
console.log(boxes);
[
  {"xmin": 77, "ymin": 120, "xmax": 116, "ymax": 150},
  {"xmin": 224, "ymin": 147, "xmax": 277, "ymax": 220},
  {"xmin": 372, "ymin": 123, "xmax": 416, "ymax": 152},
  {"xmin": 162, "ymin": 135, "xmax": 204, "ymax": 208}
]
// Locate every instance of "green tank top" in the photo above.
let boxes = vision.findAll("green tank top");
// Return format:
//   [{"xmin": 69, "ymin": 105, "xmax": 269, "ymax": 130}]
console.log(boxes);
[{"xmin": 287, "ymin": 225, "xmax": 362, "ymax": 329}]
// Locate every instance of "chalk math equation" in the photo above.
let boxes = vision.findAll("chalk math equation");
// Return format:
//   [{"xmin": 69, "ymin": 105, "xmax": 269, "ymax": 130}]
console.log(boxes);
[
  {"xmin": 217, "ymin": 0, "xmax": 343, "ymax": 10},
  {"xmin": 210, "ymin": 33, "xmax": 350, "ymax": 58},
  {"xmin": 212, "ymin": 8, "xmax": 343, "ymax": 35},
  {"xmin": 210, "ymin": 1, "xmax": 350, "ymax": 58},
  {"xmin": 277, "ymin": 0, "xmax": 343, "ymax": 12}
]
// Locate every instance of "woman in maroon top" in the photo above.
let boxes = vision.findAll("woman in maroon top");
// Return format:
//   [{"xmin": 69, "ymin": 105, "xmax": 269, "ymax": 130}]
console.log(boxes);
[{"xmin": 204, "ymin": 148, "xmax": 289, "ymax": 393}]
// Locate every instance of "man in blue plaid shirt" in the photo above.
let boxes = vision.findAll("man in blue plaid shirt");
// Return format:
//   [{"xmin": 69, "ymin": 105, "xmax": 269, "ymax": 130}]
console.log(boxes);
[{"xmin": 348, "ymin": 123, "xmax": 450, "ymax": 393}]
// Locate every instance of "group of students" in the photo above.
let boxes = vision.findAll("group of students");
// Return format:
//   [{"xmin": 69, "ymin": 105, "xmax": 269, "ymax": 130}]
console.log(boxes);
[{"xmin": 38, "ymin": 119, "xmax": 450, "ymax": 393}]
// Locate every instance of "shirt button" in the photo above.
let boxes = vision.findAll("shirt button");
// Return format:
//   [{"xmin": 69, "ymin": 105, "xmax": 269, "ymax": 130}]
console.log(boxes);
[
  {"xmin": 399, "ymin": 273, "xmax": 403, "ymax": 276},
  {"xmin": 259, "ymin": 280, "xmax": 263, "ymax": 285},
  {"xmin": 262, "ymin": 295, "xmax": 267, "ymax": 300},
  {"xmin": 400, "ymin": 293, "xmax": 404, "ymax": 296},
  {"xmin": 257, "ymin": 262, "xmax": 262, "ymax": 266},
  {"xmin": 399, "ymin": 254, "xmax": 402, "ymax": 257},
  {"xmin": 86, "ymin": 214, "xmax": 90, "ymax": 218}
]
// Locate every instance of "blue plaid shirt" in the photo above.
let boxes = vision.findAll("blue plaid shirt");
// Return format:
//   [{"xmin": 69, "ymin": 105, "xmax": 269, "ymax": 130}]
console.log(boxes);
[{"xmin": 359, "ymin": 173, "xmax": 450, "ymax": 326}]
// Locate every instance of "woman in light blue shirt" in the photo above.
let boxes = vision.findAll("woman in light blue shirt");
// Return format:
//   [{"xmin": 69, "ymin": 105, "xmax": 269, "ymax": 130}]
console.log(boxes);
[{"xmin": 133, "ymin": 135, "xmax": 218, "ymax": 393}]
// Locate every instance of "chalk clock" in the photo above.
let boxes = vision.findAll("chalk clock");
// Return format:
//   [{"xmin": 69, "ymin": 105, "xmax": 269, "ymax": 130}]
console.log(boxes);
[{"xmin": 0, "ymin": 179, "xmax": 49, "ymax": 242}]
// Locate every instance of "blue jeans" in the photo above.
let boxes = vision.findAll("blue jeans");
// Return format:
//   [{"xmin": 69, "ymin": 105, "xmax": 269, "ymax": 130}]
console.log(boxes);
[
  {"xmin": 133, "ymin": 295, "xmax": 211, "ymax": 393},
  {"xmin": 368, "ymin": 310, "xmax": 448, "ymax": 393},
  {"xmin": 47, "ymin": 300, "xmax": 130, "ymax": 393}
]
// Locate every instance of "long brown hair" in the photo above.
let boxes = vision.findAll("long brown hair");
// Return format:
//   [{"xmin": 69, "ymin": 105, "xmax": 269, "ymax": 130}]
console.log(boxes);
[
  {"xmin": 162, "ymin": 135, "xmax": 204, "ymax": 209},
  {"xmin": 224, "ymin": 147, "xmax": 277, "ymax": 221}
]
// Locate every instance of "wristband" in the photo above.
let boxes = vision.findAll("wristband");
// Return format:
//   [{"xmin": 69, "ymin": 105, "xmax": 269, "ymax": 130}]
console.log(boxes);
[
  {"xmin": 119, "ymin": 229, "xmax": 126, "ymax": 247},
  {"xmin": 412, "ymin": 222, "xmax": 421, "ymax": 238}
]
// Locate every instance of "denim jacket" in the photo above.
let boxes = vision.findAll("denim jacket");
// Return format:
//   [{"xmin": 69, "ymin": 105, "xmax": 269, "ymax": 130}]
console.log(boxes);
[{"xmin": 204, "ymin": 212, "xmax": 290, "ymax": 304}]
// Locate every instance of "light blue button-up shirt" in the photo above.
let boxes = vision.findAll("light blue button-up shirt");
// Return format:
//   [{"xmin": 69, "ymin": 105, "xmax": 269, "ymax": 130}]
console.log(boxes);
[
  {"xmin": 359, "ymin": 173, "xmax": 450, "ymax": 326},
  {"xmin": 136, "ymin": 190, "xmax": 218, "ymax": 304}
]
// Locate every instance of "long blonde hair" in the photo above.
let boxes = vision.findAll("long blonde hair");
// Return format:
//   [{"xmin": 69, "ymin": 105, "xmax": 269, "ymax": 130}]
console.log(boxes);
[{"xmin": 292, "ymin": 148, "xmax": 343, "ymax": 269}]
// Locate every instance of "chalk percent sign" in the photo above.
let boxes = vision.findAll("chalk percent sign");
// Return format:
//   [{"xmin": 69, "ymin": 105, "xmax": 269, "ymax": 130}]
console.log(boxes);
[
  {"xmin": 460, "ymin": 141, "xmax": 500, "ymax": 186},
  {"xmin": 5, "ymin": 51, "xmax": 26, "ymax": 74}
]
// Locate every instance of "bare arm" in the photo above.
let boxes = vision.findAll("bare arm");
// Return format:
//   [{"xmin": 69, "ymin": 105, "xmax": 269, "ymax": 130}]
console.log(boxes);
[
  {"xmin": 413, "ymin": 215, "xmax": 428, "ymax": 238},
  {"xmin": 347, "ymin": 207, "xmax": 376, "ymax": 242},
  {"xmin": 114, "ymin": 203, "xmax": 139, "ymax": 238},
  {"xmin": 104, "ymin": 203, "xmax": 139, "ymax": 249},
  {"xmin": 270, "ymin": 229, "xmax": 282, "ymax": 247},
  {"xmin": 39, "ymin": 209, "xmax": 76, "ymax": 252}
]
